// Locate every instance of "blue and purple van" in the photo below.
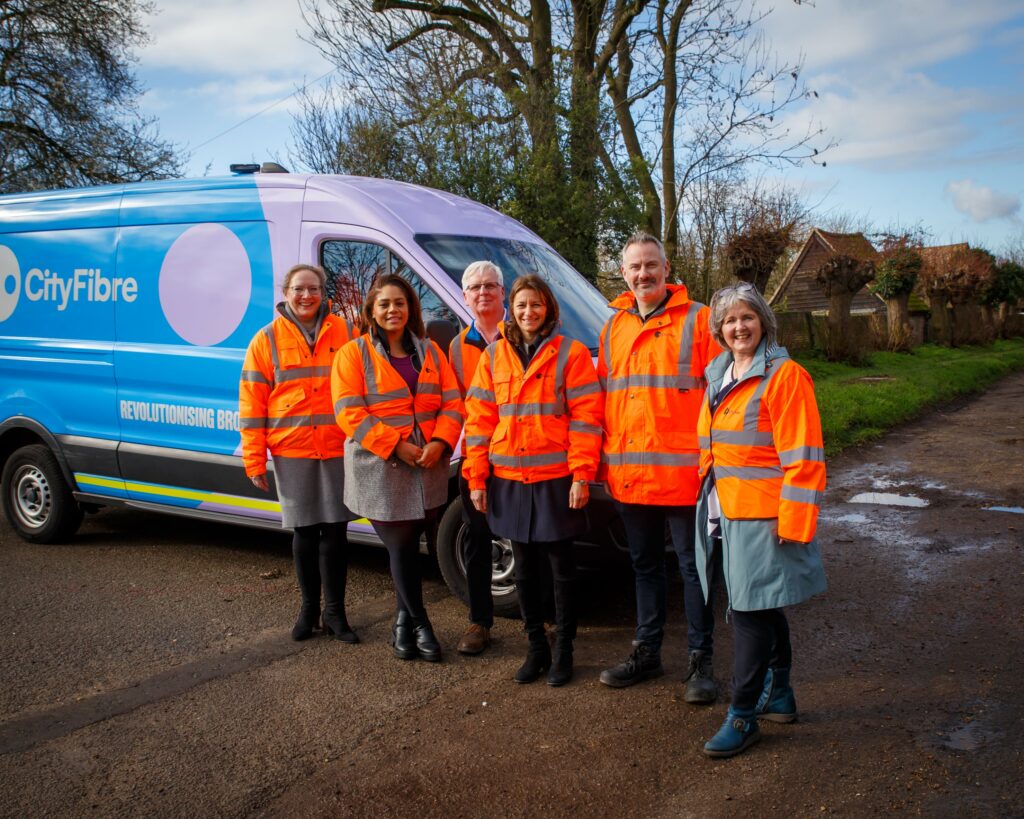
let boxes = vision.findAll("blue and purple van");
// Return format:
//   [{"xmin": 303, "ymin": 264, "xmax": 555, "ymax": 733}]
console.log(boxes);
[{"xmin": 0, "ymin": 167, "xmax": 619, "ymax": 614}]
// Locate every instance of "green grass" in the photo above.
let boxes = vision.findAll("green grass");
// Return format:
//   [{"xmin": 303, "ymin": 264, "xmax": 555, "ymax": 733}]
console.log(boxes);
[{"xmin": 795, "ymin": 339, "xmax": 1024, "ymax": 456}]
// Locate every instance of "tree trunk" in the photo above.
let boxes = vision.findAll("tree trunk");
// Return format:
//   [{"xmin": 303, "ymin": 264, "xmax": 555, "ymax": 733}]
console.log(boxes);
[
  {"xmin": 885, "ymin": 293, "xmax": 912, "ymax": 352},
  {"xmin": 826, "ymin": 291, "xmax": 860, "ymax": 363},
  {"xmin": 926, "ymin": 292, "xmax": 952, "ymax": 346}
]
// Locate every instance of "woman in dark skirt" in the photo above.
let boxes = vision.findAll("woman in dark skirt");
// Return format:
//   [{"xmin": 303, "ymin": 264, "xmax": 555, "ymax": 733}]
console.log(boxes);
[{"xmin": 464, "ymin": 275, "xmax": 604, "ymax": 686}]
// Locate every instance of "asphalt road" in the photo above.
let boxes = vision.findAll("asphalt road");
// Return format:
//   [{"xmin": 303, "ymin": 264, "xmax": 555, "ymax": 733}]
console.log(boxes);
[{"xmin": 1, "ymin": 372, "xmax": 1022, "ymax": 818}]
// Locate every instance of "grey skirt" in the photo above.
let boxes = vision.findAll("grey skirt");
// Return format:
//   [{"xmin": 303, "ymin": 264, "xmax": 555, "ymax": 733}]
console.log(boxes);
[{"xmin": 273, "ymin": 455, "xmax": 355, "ymax": 529}]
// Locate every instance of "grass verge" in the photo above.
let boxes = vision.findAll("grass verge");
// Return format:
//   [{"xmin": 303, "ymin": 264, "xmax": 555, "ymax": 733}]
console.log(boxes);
[{"xmin": 796, "ymin": 339, "xmax": 1024, "ymax": 456}]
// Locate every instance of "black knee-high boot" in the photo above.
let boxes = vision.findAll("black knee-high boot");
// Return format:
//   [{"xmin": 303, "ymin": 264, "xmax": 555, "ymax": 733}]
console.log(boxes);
[
  {"xmin": 512, "ymin": 541, "xmax": 551, "ymax": 683},
  {"xmin": 292, "ymin": 525, "xmax": 321, "ymax": 641},
  {"xmin": 320, "ymin": 523, "xmax": 358, "ymax": 643},
  {"xmin": 547, "ymin": 539, "xmax": 577, "ymax": 687}
]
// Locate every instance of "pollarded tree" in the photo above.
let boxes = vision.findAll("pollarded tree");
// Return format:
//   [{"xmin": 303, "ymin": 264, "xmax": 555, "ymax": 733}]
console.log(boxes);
[
  {"xmin": 945, "ymin": 247, "xmax": 995, "ymax": 346},
  {"xmin": 815, "ymin": 252, "xmax": 876, "ymax": 363},
  {"xmin": 982, "ymin": 260, "xmax": 1024, "ymax": 339},
  {"xmin": 0, "ymin": 0, "xmax": 184, "ymax": 193},
  {"xmin": 871, "ymin": 243, "xmax": 923, "ymax": 352}
]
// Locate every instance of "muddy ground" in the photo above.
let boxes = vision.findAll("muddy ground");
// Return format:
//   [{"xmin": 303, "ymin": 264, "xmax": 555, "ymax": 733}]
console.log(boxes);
[{"xmin": 1, "ymin": 372, "xmax": 1022, "ymax": 818}]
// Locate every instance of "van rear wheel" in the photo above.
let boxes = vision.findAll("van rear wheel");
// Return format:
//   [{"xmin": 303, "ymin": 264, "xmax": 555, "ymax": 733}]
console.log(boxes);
[
  {"xmin": 436, "ymin": 498, "xmax": 521, "ymax": 619},
  {"xmin": 2, "ymin": 444, "xmax": 83, "ymax": 543}
]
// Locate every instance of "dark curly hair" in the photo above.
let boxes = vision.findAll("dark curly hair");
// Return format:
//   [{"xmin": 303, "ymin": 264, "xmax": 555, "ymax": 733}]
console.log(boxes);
[{"xmin": 362, "ymin": 273, "xmax": 425, "ymax": 338}]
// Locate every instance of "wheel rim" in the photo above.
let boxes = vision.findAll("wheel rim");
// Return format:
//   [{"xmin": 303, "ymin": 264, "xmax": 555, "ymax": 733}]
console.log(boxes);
[
  {"xmin": 9, "ymin": 463, "xmax": 52, "ymax": 530},
  {"xmin": 455, "ymin": 523, "xmax": 517, "ymax": 599}
]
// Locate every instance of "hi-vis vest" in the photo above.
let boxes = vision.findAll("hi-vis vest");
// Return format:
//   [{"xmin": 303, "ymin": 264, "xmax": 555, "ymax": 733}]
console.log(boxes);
[
  {"xmin": 331, "ymin": 333, "xmax": 464, "ymax": 461},
  {"xmin": 463, "ymin": 334, "xmax": 603, "ymax": 491},
  {"xmin": 239, "ymin": 309, "xmax": 358, "ymax": 476},
  {"xmin": 697, "ymin": 346, "xmax": 825, "ymax": 543},
  {"xmin": 449, "ymin": 323, "xmax": 504, "ymax": 458},
  {"xmin": 598, "ymin": 284, "xmax": 721, "ymax": 506}
]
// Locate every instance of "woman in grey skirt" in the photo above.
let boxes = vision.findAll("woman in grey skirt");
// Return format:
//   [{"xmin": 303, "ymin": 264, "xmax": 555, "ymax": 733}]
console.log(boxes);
[
  {"xmin": 239, "ymin": 263, "xmax": 360, "ymax": 643},
  {"xmin": 331, "ymin": 274, "xmax": 464, "ymax": 662}
]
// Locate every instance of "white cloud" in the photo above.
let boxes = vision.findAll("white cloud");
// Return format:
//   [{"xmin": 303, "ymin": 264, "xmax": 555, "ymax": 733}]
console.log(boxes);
[
  {"xmin": 946, "ymin": 179, "xmax": 1021, "ymax": 222},
  {"xmin": 141, "ymin": 0, "xmax": 331, "ymax": 76},
  {"xmin": 760, "ymin": 0, "xmax": 1018, "ymax": 76}
]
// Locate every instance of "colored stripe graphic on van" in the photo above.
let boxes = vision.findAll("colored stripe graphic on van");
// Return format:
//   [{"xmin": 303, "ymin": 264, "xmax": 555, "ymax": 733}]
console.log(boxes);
[{"xmin": 74, "ymin": 473, "xmax": 282, "ymax": 520}]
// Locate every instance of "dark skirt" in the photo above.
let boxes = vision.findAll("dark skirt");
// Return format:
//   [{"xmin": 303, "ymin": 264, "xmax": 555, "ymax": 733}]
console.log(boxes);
[{"xmin": 486, "ymin": 474, "xmax": 588, "ymax": 543}]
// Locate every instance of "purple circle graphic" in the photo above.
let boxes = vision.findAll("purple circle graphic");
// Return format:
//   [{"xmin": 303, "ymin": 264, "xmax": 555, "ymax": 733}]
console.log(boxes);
[{"xmin": 159, "ymin": 224, "xmax": 251, "ymax": 346}]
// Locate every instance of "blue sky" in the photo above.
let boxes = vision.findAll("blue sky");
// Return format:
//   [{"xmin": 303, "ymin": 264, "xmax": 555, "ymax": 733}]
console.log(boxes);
[{"xmin": 135, "ymin": 0, "xmax": 1024, "ymax": 257}]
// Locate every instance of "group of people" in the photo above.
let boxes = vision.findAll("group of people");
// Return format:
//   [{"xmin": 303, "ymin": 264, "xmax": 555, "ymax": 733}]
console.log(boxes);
[{"xmin": 238, "ymin": 232, "xmax": 827, "ymax": 759}]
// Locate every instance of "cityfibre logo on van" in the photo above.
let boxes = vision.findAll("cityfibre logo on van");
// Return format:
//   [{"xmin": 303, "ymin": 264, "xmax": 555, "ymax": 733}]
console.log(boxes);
[
  {"xmin": 0, "ymin": 245, "xmax": 20, "ymax": 322},
  {"xmin": 0, "ymin": 244, "xmax": 138, "ymax": 322}
]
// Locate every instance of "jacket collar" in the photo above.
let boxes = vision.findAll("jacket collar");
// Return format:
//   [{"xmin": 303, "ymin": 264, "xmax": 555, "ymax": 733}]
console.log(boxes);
[{"xmin": 705, "ymin": 337, "xmax": 791, "ymax": 395}]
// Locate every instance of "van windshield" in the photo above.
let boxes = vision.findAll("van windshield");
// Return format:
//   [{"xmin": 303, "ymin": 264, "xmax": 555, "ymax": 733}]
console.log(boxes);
[{"xmin": 415, "ymin": 233, "xmax": 612, "ymax": 351}]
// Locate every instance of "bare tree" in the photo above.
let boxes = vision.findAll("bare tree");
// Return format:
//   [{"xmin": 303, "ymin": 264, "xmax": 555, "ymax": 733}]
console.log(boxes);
[
  {"xmin": 0, "ymin": 0, "xmax": 185, "ymax": 193},
  {"xmin": 815, "ymin": 251, "xmax": 876, "ymax": 363}
]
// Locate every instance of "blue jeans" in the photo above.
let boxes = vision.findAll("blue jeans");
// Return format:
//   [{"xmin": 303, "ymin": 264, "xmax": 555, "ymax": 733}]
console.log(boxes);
[{"xmin": 616, "ymin": 502, "xmax": 715, "ymax": 655}]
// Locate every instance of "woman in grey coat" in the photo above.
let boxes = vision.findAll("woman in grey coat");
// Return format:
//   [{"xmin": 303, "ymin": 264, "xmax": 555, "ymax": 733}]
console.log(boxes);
[
  {"xmin": 695, "ymin": 282, "xmax": 827, "ymax": 758},
  {"xmin": 331, "ymin": 274, "xmax": 464, "ymax": 662}
]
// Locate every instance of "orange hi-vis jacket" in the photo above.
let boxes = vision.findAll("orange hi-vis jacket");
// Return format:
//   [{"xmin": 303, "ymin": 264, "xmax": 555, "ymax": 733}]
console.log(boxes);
[
  {"xmin": 697, "ymin": 344, "xmax": 825, "ymax": 543},
  {"xmin": 449, "ymin": 323, "xmax": 504, "ymax": 458},
  {"xmin": 331, "ymin": 332, "xmax": 464, "ymax": 461},
  {"xmin": 598, "ymin": 284, "xmax": 721, "ymax": 506},
  {"xmin": 463, "ymin": 334, "xmax": 604, "ymax": 491},
  {"xmin": 239, "ymin": 308, "xmax": 358, "ymax": 477}
]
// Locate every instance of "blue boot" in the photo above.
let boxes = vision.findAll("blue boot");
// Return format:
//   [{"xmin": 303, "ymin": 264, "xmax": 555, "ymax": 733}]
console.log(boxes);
[
  {"xmin": 756, "ymin": 667, "xmax": 797, "ymax": 723},
  {"xmin": 703, "ymin": 707, "xmax": 761, "ymax": 758}
]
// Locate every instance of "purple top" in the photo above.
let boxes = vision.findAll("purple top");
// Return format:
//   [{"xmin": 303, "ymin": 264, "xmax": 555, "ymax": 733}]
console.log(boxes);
[{"xmin": 389, "ymin": 353, "xmax": 419, "ymax": 394}]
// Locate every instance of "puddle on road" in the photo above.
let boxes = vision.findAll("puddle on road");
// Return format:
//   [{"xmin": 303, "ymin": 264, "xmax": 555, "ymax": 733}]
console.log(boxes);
[
  {"xmin": 848, "ymin": 492, "xmax": 929, "ymax": 508},
  {"xmin": 828, "ymin": 513, "xmax": 870, "ymax": 524},
  {"xmin": 984, "ymin": 506, "xmax": 1024, "ymax": 515}
]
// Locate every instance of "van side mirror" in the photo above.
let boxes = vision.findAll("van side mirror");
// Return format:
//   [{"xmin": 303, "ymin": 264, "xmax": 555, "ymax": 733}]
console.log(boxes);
[{"xmin": 426, "ymin": 319, "xmax": 459, "ymax": 351}]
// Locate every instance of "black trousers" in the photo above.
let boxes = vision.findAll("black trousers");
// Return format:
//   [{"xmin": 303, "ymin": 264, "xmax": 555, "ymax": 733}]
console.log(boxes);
[
  {"xmin": 292, "ymin": 522, "xmax": 348, "ymax": 613},
  {"xmin": 371, "ymin": 520, "xmax": 428, "ymax": 620},
  {"xmin": 730, "ymin": 607, "xmax": 792, "ymax": 710},
  {"xmin": 459, "ymin": 475, "xmax": 495, "ymax": 628},
  {"xmin": 511, "ymin": 538, "xmax": 576, "ymax": 643}
]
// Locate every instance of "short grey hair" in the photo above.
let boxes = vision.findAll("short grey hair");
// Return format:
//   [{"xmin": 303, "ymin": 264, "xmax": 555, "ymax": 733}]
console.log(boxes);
[
  {"xmin": 708, "ymin": 282, "xmax": 778, "ymax": 349},
  {"xmin": 461, "ymin": 260, "xmax": 503, "ymax": 289},
  {"xmin": 621, "ymin": 232, "xmax": 665, "ymax": 264}
]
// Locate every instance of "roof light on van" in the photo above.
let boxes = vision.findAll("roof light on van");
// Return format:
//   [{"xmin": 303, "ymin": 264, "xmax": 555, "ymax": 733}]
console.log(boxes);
[{"xmin": 230, "ymin": 164, "xmax": 260, "ymax": 174}]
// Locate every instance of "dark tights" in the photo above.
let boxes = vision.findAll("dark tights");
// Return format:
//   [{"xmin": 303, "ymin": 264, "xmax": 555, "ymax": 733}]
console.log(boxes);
[
  {"xmin": 292, "ymin": 522, "xmax": 349, "ymax": 614},
  {"xmin": 730, "ymin": 607, "xmax": 792, "ymax": 710},
  {"xmin": 511, "ymin": 538, "xmax": 577, "ymax": 643},
  {"xmin": 371, "ymin": 521, "xmax": 428, "ymax": 620}
]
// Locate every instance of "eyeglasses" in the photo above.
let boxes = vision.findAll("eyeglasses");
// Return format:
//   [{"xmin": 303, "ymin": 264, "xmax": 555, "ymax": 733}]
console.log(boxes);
[
  {"xmin": 465, "ymin": 282, "xmax": 502, "ymax": 293},
  {"xmin": 289, "ymin": 286, "xmax": 322, "ymax": 296}
]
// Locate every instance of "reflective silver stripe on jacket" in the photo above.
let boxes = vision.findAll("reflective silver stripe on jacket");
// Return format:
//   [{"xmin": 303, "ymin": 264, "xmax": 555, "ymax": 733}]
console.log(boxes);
[
  {"xmin": 601, "ymin": 451, "xmax": 700, "ymax": 467},
  {"xmin": 569, "ymin": 420, "xmax": 602, "ymax": 436},
  {"xmin": 277, "ymin": 365, "xmax": 332, "ymax": 383},
  {"xmin": 490, "ymin": 451, "xmax": 569, "ymax": 469},
  {"xmin": 262, "ymin": 324, "xmax": 279, "ymax": 385},
  {"xmin": 777, "ymin": 445, "xmax": 825, "ymax": 466},
  {"xmin": 713, "ymin": 465, "xmax": 784, "ymax": 480},
  {"xmin": 710, "ymin": 429, "xmax": 776, "ymax": 447},
  {"xmin": 450, "ymin": 334, "xmax": 466, "ymax": 391},
  {"xmin": 780, "ymin": 485, "xmax": 824, "ymax": 504},
  {"xmin": 498, "ymin": 402, "xmax": 562, "ymax": 417},
  {"xmin": 240, "ymin": 370, "xmax": 270, "ymax": 385},
  {"xmin": 467, "ymin": 385, "xmax": 495, "ymax": 402}
]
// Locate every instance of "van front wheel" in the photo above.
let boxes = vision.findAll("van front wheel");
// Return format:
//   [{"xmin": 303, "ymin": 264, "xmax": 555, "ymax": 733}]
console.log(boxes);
[
  {"xmin": 2, "ymin": 444, "xmax": 83, "ymax": 543},
  {"xmin": 436, "ymin": 498, "xmax": 521, "ymax": 619}
]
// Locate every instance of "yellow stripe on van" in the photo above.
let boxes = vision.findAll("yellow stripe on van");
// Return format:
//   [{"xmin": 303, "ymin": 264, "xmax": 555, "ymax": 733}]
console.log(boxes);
[
  {"xmin": 75, "ymin": 472, "xmax": 280, "ymax": 512},
  {"xmin": 75, "ymin": 474, "xmax": 128, "ymax": 490}
]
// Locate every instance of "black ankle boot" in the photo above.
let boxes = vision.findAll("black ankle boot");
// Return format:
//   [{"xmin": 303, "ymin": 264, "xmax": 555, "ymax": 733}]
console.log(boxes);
[
  {"xmin": 322, "ymin": 612, "xmax": 359, "ymax": 644},
  {"xmin": 515, "ymin": 641, "xmax": 552, "ymax": 684},
  {"xmin": 391, "ymin": 611, "xmax": 417, "ymax": 660},
  {"xmin": 412, "ymin": 617, "xmax": 442, "ymax": 663},
  {"xmin": 547, "ymin": 639, "xmax": 574, "ymax": 687},
  {"xmin": 291, "ymin": 607, "xmax": 320, "ymax": 642}
]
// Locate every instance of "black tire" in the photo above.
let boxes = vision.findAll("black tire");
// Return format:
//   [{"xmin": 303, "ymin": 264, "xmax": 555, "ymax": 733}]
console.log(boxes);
[
  {"xmin": 2, "ymin": 444, "xmax": 83, "ymax": 543},
  {"xmin": 435, "ymin": 497, "xmax": 521, "ymax": 619}
]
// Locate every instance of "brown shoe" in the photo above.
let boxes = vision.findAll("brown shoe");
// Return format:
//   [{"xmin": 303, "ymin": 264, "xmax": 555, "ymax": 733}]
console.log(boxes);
[{"xmin": 457, "ymin": 624, "xmax": 491, "ymax": 656}]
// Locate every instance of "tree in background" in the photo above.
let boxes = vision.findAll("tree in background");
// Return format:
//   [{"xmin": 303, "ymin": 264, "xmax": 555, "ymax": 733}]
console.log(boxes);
[
  {"xmin": 0, "ymin": 0, "xmax": 184, "ymax": 193},
  {"xmin": 297, "ymin": 0, "xmax": 829, "ymax": 281},
  {"xmin": 920, "ymin": 245, "xmax": 996, "ymax": 346},
  {"xmin": 815, "ymin": 250, "xmax": 876, "ymax": 363},
  {"xmin": 982, "ymin": 260, "xmax": 1024, "ymax": 339},
  {"xmin": 870, "ymin": 237, "xmax": 923, "ymax": 352}
]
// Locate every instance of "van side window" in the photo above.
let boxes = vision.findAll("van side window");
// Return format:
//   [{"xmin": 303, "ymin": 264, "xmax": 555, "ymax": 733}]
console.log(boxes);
[{"xmin": 320, "ymin": 240, "xmax": 460, "ymax": 329}]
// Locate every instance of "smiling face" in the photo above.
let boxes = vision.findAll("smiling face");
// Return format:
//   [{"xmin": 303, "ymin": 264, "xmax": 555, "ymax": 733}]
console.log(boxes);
[
  {"xmin": 462, "ymin": 267, "xmax": 505, "ymax": 324},
  {"xmin": 284, "ymin": 268, "xmax": 323, "ymax": 324},
  {"xmin": 372, "ymin": 284, "xmax": 409, "ymax": 338},
  {"xmin": 621, "ymin": 240, "xmax": 669, "ymax": 312},
  {"xmin": 721, "ymin": 300, "xmax": 764, "ymax": 359},
  {"xmin": 511, "ymin": 288, "xmax": 548, "ymax": 343}
]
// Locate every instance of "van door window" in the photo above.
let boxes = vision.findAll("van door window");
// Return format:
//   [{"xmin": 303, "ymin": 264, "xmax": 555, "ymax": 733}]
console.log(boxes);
[{"xmin": 321, "ymin": 240, "xmax": 461, "ymax": 329}]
